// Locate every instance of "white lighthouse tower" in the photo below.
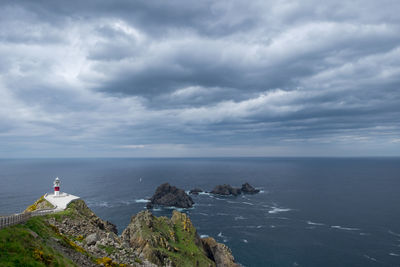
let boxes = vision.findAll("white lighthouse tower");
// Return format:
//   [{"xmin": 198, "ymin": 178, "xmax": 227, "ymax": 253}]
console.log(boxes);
[{"xmin": 53, "ymin": 177, "xmax": 60, "ymax": 196}]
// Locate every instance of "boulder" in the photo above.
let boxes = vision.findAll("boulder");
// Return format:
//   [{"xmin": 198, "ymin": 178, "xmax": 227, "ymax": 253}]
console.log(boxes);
[
  {"xmin": 189, "ymin": 188, "xmax": 203, "ymax": 195},
  {"xmin": 85, "ymin": 233, "xmax": 99, "ymax": 246},
  {"xmin": 146, "ymin": 183, "xmax": 194, "ymax": 209},
  {"xmin": 241, "ymin": 183, "xmax": 260, "ymax": 194},
  {"xmin": 201, "ymin": 237, "xmax": 240, "ymax": 267},
  {"xmin": 210, "ymin": 184, "xmax": 241, "ymax": 196}
]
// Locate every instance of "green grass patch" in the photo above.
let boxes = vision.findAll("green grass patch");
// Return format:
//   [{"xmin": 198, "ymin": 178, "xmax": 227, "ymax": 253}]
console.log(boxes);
[
  {"xmin": 98, "ymin": 244, "xmax": 116, "ymax": 255},
  {"xmin": 0, "ymin": 217, "xmax": 76, "ymax": 266}
]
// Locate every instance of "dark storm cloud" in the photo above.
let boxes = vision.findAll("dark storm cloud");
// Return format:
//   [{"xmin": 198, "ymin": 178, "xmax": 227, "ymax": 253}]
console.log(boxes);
[{"xmin": 0, "ymin": 0, "xmax": 400, "ymax": 157}]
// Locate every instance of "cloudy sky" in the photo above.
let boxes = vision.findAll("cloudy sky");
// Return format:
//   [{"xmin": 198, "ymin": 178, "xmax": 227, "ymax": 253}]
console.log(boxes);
[{"xmin": 1, "ymin": 0, "xmax": 400, "ymax": 157}]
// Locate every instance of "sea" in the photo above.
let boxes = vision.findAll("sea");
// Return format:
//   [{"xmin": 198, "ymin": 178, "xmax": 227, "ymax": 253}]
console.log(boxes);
[{"xmin": 1, "ymin": 157, "xmax": 400, "ymax": 267}]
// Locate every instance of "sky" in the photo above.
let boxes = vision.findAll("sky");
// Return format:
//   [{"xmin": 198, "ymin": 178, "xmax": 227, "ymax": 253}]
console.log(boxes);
[{"xmin": 0, "ymin": 0, "xmax": 400, "ymax": 157}]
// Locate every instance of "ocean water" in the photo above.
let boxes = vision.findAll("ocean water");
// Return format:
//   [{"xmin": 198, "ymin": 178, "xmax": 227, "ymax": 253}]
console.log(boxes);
[{"xmin": 1, "ymin": 157, "xmax": 400, "ymax": 267}]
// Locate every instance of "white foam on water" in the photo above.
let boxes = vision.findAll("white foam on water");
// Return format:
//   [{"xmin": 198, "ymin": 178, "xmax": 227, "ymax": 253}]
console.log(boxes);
[
  {"xmin": 234, "ymin": 216, "xmax": 246, "ymax": 220},
  {"xmin": 259, "ymin": 190, "xmax": 265, "ymax": 193},
  {"xmin": 270, "ymin": 225, "xmax": 276, "ymax": 228},
  {"xmin": 307, "ymin": 221, "xmax": 325, "ymax": 226},
  {"xmin": 389, "ymin": 253, "xmax": 400, "ymax": 257},
  {"xmin": 198, "ymin": 212, "xmax": 209, "ymax": 216},
  {"xmin": 268, "ymin": 207, "xmax": 291, "ymax": 214},
  {"xmin": 218, "ymin": 232, "xmax": 224, "ymax": 237},
  {"xmin": 199, "ymin": 192, "xmax": 210, "ymax": 196},
  {"xmin": 152, "ymin": 208, "xmax": 162, "ymax": 211},
  {"xmin": 331, "ymin": 225, "xmax": 360, "ymax": 231},
  {"xmin": 242, "ymin": 202, "xmax": 254, "ymax": 206},
  {"xmin": 200, "ymin": 234, "xmax": 209, "ymax": 238},
  {"xmin": 227, "ymin": 200, "xmax": 240, "ymax": 204},
  {"xmin": 243, "ymin": 239, "xmax": 248, "ymax": 243},
  {"xmin": 216, "ymin": 212, "xmax": 229, "ymax": 216},
  {"xmin": 359, "ymin": 233, "xmax": 370, "ymax": 236},
  {"xmin": 256, "ymin": 225, "xmax": 263, "ymax": 229},
  {"xmin": 363, "ymin": 255, "xmax": 377, "ymax": 262},
  {"xmin": 135, "ymin": 199, "xmax": 150, "ymax": 203},
  {"xmin": 88, "ymin": 201, "xmax": 113, "ymax": 208},
  {"xmin": 211, "ymin": 196, "xmax": 225, "ymax": 201},
  {"xmin": 388, "ymin": 230, "xmax": 400, "ymax": 237}
]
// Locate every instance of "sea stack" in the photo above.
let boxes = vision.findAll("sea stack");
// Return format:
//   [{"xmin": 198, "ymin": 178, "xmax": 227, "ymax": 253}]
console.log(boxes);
[{"xmin": 146, "ymin": 183, "xmax": 194, "ymax": 209}]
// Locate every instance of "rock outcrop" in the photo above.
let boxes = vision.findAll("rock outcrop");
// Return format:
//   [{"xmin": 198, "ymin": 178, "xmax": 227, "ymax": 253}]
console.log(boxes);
[
  {"xmin": 189, "ymin": 188, "xmax": 203, "ymax": 195},
  {"xmin": 121, "ymin": 210, "xmax": 239, "ymax": 267},
  {"xmin": 146, "ymin": 183, "xmax": 194, "ymax": 209},
  {"xmin": 202, "ymin": 237, "xmax": 240, "ymax": 267},
  {"xmin": 211, "ymin": 184, "xmax": 241, "ymax": 196},
  {"xmin": 46, "ymin": 199, "xmax": 155, "ymax": 266},
  {"xmin": 241, "ymin": 183, "xmax": 260, "ymax": 194},
  {"xmin": 211, "ymin": 183, "xmax": 259, "ymax": 196}
]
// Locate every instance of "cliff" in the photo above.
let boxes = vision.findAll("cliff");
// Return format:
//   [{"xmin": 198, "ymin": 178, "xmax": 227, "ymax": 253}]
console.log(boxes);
[{"xmin": 0, "ymin": 197, "xmax": 239, "ymax": 267}]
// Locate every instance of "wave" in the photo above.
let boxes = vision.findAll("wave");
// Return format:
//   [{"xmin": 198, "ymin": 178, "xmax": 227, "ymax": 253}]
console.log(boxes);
[
  {"xmin": 331, "ymin": 225, "xmax": 360, "ymax": 231},
  {"xmin": 242, "ymin": 202, "xmax": 254, "ymax": 206},
  {"xmin": 234, "ymin": 216, "xmax": 246, "ymax": 220},
  {"xmin": 227, "ymin": 200, "xmax": 240, "ymax": 204},
  {"xmin": 216, "ymin": 212, "xmax": 229, "ymax": 216},
  {"xmin": 163, "ymin": 206, "xmax": 193, "ymax": 212},
  {"xmin": 199, "ymin": 192, "xmax": 210, "ymax": 196},
  {"xmin": 210, "ymin": 196, "xmax": 225, "ymax": 201},
  {"xmin": 359, "ymin": 233, "xmax": 370, "ymax": 236},
  {"xmin": 217, "ymin": 232, "xmax": 228, "ymax": 242},
  {"xmin": 198, "ymin": 212, "xmax": 209, "ymax": 216},
  {"xmin": 388, "ymin": 230, "xmax": 400, "ymax": 237},
  {"xmin": 307, "ymin": 221, "xmax": 325, "ymax": 226},
  {"xmin": 389, "ymin": 253, "xmax": 400, "ymax": 257},
  {"xmin": 87, "ymin": 201, "xmax": 114, "ymax": 208},
  {"xmin": 243, "ymin": 239, "xmax": 248, "ymax": 243},
  {"xmin": 200, "ymin": 234, "xmax": 209, "ymax": 238},
  {"xmin": 134, "ymin": 199, "xmax": 150, "ymax": 203},
  {"xmin": 268, "ymin": 207, "xmax": 291, "ymax": 214},
  {"xmin": 363, "ymin": 255, "xmax": 377, "ymax": 262}
]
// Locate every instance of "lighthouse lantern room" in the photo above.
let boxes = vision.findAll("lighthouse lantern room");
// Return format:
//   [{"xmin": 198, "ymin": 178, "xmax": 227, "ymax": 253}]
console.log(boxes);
[{"xmin": 54, "ymin": 177, "xmax": 60, "ymax": 196}]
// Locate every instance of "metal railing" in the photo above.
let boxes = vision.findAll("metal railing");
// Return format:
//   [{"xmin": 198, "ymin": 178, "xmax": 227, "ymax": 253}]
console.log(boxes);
[{"xmin": 0, "ymin": 208, "xmax": 57, "ymax": 230}]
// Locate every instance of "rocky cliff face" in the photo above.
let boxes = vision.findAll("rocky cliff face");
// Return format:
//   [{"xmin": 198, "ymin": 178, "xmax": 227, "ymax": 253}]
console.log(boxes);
[
  {"xmin": 1, "ymin": 197, "xmax": 239, "ymax": 267},
  {"xmin": 121, "ymin": 210, "xmax": 239, "ymax": 267}
]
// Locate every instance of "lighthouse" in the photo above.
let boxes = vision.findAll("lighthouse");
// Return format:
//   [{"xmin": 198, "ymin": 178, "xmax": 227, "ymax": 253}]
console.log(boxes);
[{"xmin": 53, "ymin": 177, "xmax": 60, "ymax": 196}]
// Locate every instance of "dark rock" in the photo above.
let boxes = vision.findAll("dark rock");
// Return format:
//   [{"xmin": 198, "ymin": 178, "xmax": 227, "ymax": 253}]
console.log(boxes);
[
  {"xmin": 210, "ymin": 184, "xmax": 241, "ymax": 196},
  {"xmin": 146, "ymin": 183, "xmax": 194, "ymax": 209},
  {"xmin": 189, "ymin": 188, "xmax": 203, "ymax": 195},
  {"xmin": 241, "ymin": 182, "xmax": 260, "ymax": 194}
]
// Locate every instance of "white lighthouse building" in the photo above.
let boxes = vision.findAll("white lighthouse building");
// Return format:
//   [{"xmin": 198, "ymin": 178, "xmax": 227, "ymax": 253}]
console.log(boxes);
[
  {"xmin": 54, "ymin": 177, "xmax": 60, "ymax": 196},
  {"xmin": 44, "ymin": 177, "xmax": 80, "ymax": 211}
]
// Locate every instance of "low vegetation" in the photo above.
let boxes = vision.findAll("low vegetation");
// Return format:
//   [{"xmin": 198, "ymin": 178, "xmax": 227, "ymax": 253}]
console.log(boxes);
[{"xmin": 0, "ymin": 216, "xmax": 75, "ymax": 266}]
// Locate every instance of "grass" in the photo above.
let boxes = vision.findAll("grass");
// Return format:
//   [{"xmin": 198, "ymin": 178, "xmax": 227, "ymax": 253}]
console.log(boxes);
[
  {"xmin": 0, "ymin": 216, "xmax": 76, "ymax": 266},
  {"xmin": 137, "ymin": 212, "xmax": 215, "ymax": 267},
  {"xmin": 98, "ymin": 244, "xmax": 116, "ymax": 255}
]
